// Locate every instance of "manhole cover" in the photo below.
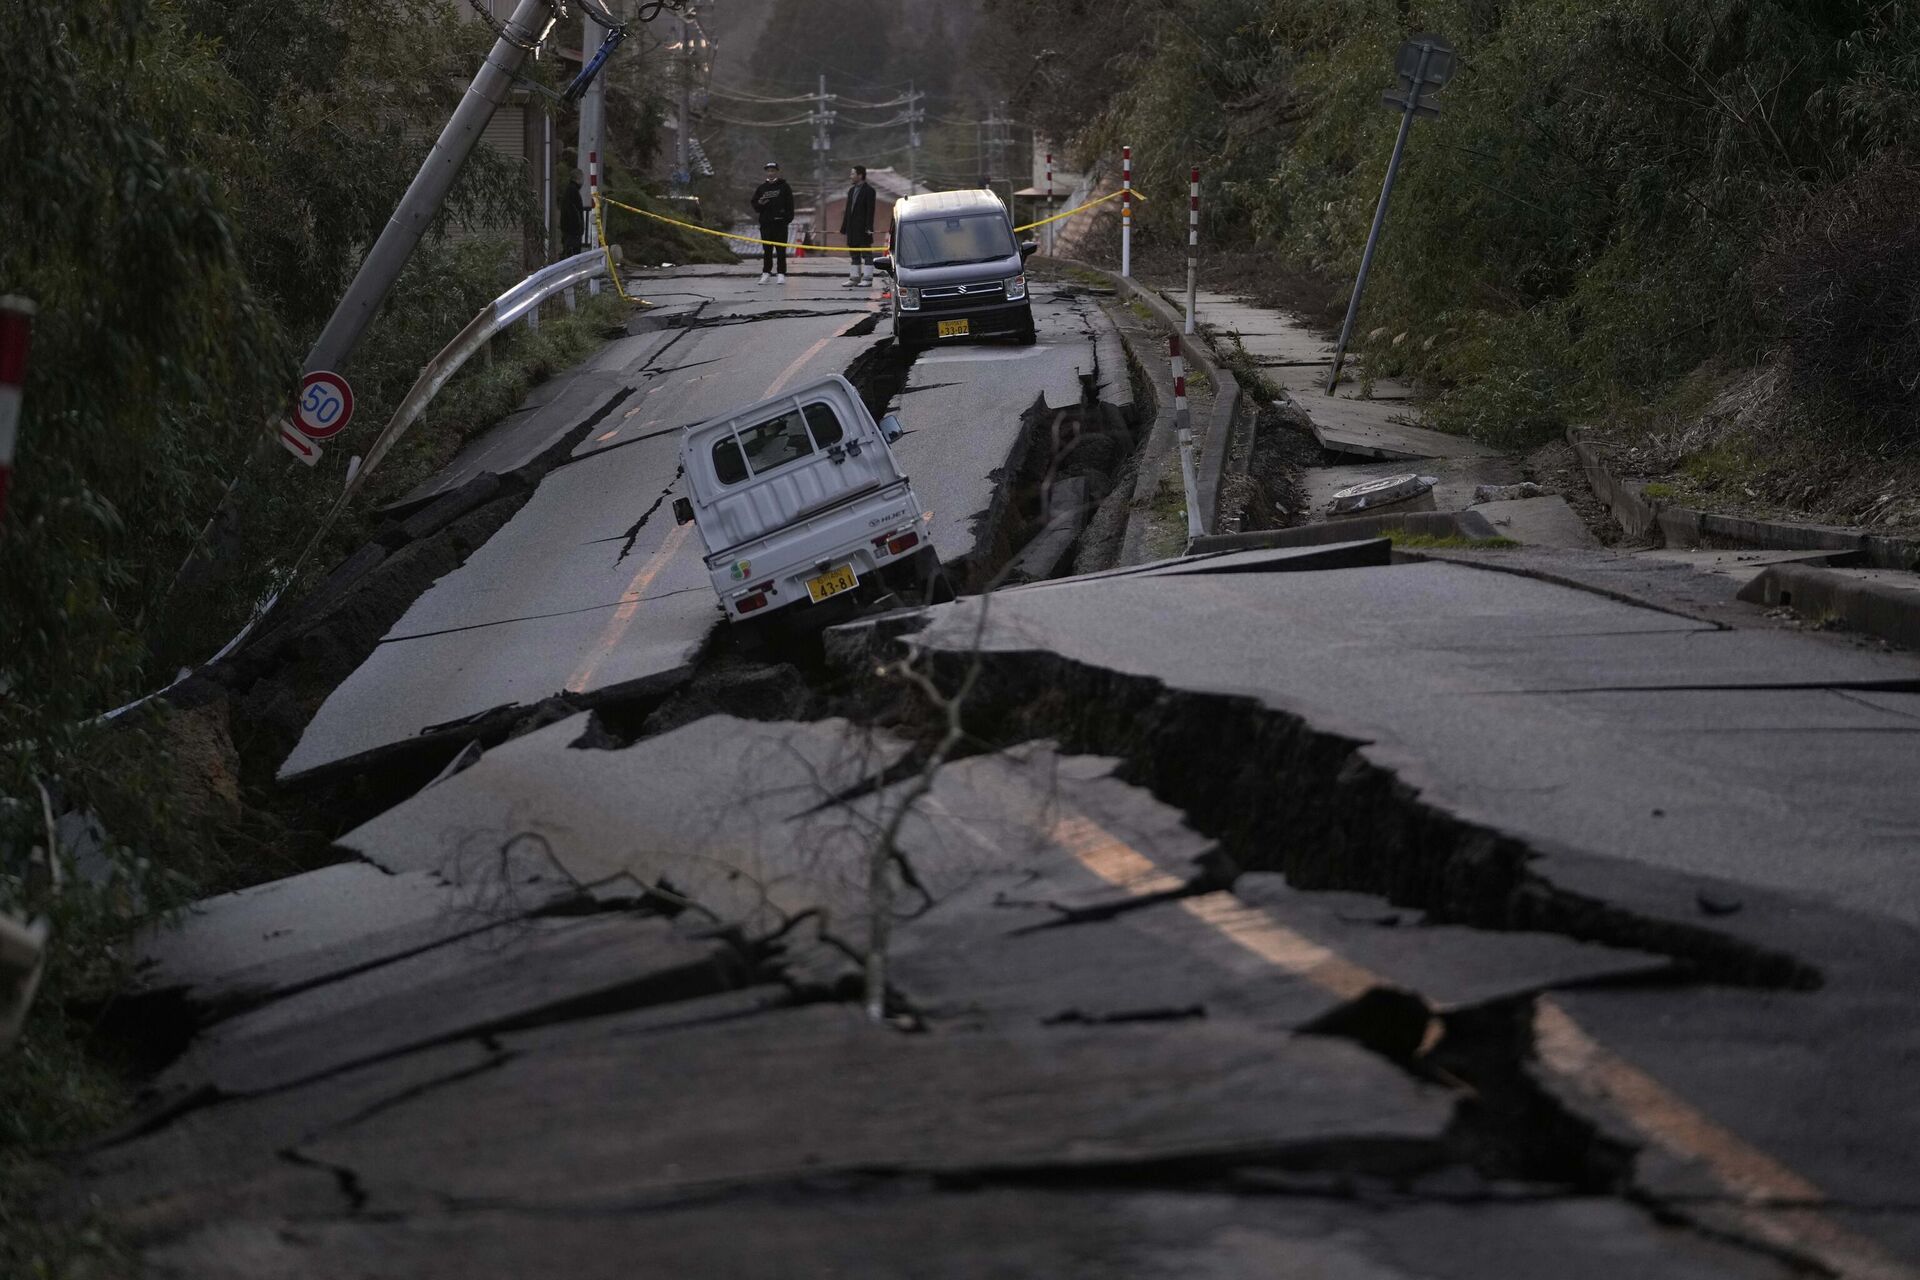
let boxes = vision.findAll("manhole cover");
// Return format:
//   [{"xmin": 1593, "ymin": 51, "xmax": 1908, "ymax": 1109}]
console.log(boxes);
[{"xmin": 1329, "ymin": 473, "xmax": 1437, "ymax": 515}]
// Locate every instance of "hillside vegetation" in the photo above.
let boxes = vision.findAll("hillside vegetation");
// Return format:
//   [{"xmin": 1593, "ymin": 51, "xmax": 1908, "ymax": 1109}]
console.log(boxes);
[{"xmin": 996, "ymin": 0, "xmax": 1920, "ymax": 520}]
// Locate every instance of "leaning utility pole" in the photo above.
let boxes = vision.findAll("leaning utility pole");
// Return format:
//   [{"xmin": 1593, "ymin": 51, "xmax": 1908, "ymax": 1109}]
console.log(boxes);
[
  {"xmin": 304, "ymin": 0, "xmax": 556, "ymax": 380},
  {"xmin": 579, "ymin": 3, "xmax": 609, "ymax": 295}
]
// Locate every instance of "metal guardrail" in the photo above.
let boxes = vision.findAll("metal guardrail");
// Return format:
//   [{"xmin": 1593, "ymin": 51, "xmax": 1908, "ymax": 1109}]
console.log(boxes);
[{"xmin": 345, "ymin": 246, "xmax": 620, "ymax": 499}]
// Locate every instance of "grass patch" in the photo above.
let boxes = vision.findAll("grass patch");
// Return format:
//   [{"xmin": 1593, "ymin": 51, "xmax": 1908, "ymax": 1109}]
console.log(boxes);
[
  {"xmin": 359, "ymin": 293, "xmax": 630, "ymax": 514},
  {"xmin": 1389, "ymin": 533, "xmax": 1522, "ymax": 550}
]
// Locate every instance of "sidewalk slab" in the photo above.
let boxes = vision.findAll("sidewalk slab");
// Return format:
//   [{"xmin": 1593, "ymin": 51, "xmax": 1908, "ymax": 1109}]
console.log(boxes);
[
  {"xmin": 1472, "ymin": 494, "xmax": 1602, "ymax": 548},
  {"xmin": 1295, "ymin": 394, "xmax": 1505, "ymax": 462}
]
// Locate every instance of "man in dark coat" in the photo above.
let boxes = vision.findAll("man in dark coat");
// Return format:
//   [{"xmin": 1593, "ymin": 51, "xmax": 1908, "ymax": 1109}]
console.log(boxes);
[
  {"xmin": 839, "ymin": 165, "xmax": 876, "ymax": 288},
  {"xmin": 558, "ymin": 170, "xmax": 586, "ymax": 256},
  {"xmin": 751, "ymin": 161, "xmax": 795, "ymax": 282}
]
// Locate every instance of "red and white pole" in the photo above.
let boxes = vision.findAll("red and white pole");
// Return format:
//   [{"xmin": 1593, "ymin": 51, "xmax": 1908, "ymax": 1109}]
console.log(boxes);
[
  {"xmin": 0, "ymin": 296, "xmax": 34, "ymax": 526},
  {"xmin": 1169, "ymin": 334, "xmax": 1202, "ymax": 540},
  {"xmin": 587, "ymin": 149, "xmax": 602, "ymax": 296},
  {"xmin": 1185, "ymin": 166, "xmax": 1199, "ymax": 335},
  {"xmin": 1045, "ymin": 152, "xmax": 1054, "ymax": 256},
  {"xmin": 1121, "ymin": 145, "xmax": 1133, "ymax": 278}
]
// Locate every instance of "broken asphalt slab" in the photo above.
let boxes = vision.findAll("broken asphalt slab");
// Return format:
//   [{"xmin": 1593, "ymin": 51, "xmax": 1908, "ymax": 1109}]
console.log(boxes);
[
  {"xmin": 833, "ymin": 559, "xmax": 1920, "ymax": 928},
  {"xmin": 339, "ymin": 713, "xmax": 908, "ymax": 938},
  {"xmin": 128, "ymin": 859, "xmax": 580, "ymax": 1019},
  {"xmin": 155, "ymin": 910, "xmax": 745, "ymax": 1097},
  {"xmin": 294, "ymin": 1003, "xmax": 1456, "ymax": 1210},
  {"xmin": 138, "ymin": 1188, "xmax": 1799, "ymax": 1280}
]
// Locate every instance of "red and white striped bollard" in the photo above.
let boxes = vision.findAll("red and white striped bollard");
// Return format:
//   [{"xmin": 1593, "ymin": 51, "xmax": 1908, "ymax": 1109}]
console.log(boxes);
[
  {"xmin": 1045, "ymin": 151, "xmax": 1054, "ymax": 257},
  {"xmin": 0, "ymin": 296, "xmax": 34, "ymax": 526},
  {"xmin": 1185, "ymin": 166, "xmax": 1199, "ymax": 335},
  {"xmin": 1121, "ymin": 145, "xmax": 1133, "ymax": 278},
  {"xmin": 587, "ymin": 149, "xmax": 602, "ymax": 296}
]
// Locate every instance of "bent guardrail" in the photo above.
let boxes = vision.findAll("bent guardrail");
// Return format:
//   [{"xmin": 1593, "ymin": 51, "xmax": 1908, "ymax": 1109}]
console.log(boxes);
[{"xmin": 347, "ymin": 246, "xmax": 620, "ymax": 500}]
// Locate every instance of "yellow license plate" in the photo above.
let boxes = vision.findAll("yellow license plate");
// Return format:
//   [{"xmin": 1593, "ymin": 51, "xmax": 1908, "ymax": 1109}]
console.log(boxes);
[
  {"xmin": 805, "ymin": 563, "xmax": 859, "ymax": 604},
  {"xmin": 937, "ymin": 318, "xmax": 970, "ymax": 338}
]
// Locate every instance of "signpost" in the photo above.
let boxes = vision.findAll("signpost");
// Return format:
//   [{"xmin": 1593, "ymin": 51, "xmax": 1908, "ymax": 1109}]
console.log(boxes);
[
  {"xmin": 294, "ymin": 370, "xmax": 355, "ymax": 441},
  {"xmin": 277, "ymin": 369, "xmax": 354, "ymax": 467},
  {"xmin": 1326, "ymin": 33, "xmax": 1455, "ymax": 393}
]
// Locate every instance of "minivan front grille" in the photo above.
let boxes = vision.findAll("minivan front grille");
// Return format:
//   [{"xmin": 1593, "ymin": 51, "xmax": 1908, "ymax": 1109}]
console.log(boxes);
[{"xmin": 920, "ymin": 281, "xmax": 1005, "ymax": 310}]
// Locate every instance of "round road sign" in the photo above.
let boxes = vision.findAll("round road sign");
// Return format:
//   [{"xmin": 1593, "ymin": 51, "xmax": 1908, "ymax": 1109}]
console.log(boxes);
[{"xmin": 294, "ymin": 370, "xmax": 355, "ymax": 440}]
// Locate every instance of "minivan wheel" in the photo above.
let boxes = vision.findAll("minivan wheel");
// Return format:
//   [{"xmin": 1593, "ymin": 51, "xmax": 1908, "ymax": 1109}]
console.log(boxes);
[{"xmin": 1014, "ymin": 304, "xmax": 1037, "ymax": 345}]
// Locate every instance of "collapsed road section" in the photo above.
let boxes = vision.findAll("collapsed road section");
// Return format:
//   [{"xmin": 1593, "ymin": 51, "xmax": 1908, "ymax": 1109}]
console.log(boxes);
[{"xmin": 62, "ymin": 266, "xmax": 1920, "ymax": 1278}]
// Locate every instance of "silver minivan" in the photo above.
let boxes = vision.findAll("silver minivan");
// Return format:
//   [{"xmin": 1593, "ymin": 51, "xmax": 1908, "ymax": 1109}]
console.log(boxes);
[{"xmin": 874, "ymin": 189, "xmax": 1037, "ymax": 351}]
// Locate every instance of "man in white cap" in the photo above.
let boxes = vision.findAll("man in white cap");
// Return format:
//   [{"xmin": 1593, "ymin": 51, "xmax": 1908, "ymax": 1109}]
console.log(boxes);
[{"xmin": 751, "ymin": 161, "xmax": 794, "ymax": 283}]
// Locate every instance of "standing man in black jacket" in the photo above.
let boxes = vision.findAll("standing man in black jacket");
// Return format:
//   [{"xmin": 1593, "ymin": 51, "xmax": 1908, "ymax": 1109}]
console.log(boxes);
[
  {"xmin": 839, "ymin": 165, "xmax": 876, "ymax": 289},
  {"xmin": 751, "ymin": 161, "xmax": 795, "ymax": 283}
]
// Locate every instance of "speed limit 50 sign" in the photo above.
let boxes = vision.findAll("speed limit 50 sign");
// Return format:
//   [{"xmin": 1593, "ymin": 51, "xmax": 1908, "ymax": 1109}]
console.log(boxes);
[{"xmin": 294, "ymin": 370, "xmax": 355, "ymax": 440}]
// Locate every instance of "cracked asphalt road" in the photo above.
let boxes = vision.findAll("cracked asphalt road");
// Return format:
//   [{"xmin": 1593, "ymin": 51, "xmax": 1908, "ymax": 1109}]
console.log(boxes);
[
  {"xmin": 278, "ymin": 265, "xmax": 1101, "ymax": 780},
  {"xmin": 83, "ymin": 266, "xmax": 1920, "ymax": 1278}
]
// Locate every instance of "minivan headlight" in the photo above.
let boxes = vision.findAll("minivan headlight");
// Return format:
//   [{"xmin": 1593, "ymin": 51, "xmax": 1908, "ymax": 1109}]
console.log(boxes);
[
  {"xmin": 1004, "ymin": 274, "xmax": 1027, "ymax": 301},
  {"xmin": 898, "ymin": 286, "xmax": 921, "ymax": 311}
]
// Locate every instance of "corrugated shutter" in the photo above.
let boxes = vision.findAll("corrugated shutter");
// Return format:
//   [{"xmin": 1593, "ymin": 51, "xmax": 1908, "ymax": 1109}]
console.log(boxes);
[{"xmin": 480, "ymin": 108, "xmax": 524, "ymax": 164}]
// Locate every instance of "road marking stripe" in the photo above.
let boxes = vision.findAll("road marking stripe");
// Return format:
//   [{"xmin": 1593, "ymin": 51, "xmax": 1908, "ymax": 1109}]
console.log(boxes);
[
  {"xmin": 565, "ymin": 325, "xmax": 845, "ymax": 697},
  {"xmin": 564, "ymin": 522, "xmax": 691, "ymax": 693},
  {"xmin": 1043, "ymin": 808, "xmax": 1909, "ymax": 1276},
  {"xmin": 765, "ymin": 331, "xmax": 839, "ymax": 399},
  {"xmin": 1049, "ymin": 814, "xmax": 1378, "ymax": 1000},
  {"xmin": 1535, "ymin": 998, "xmax": 1913, "ymax": 1278}
]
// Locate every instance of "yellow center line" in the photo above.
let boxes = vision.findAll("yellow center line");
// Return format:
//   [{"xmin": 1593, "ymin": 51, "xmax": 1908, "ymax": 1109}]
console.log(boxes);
[
  {"xmin": 1040, "ymin": 806, "xmax": 1910, "ymax": 1276},
  {"xmin": 564, "ymin": 522, "xmax": 692, "ymax": 694},
  {"xmin": 1048, "ymin": 814, "xmax": 1380, "ymax": 1001},
  {"xmin": 564, "ymin": 317, "xmax": 849, "ymax": 697},
  {"xmin": 765, "ymin": 331, "xmax": 839, "ymax": 400}
]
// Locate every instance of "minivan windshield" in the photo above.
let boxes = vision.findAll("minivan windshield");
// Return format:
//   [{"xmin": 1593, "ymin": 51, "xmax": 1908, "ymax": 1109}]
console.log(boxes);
[{"xmin": 896, "ymin": 211, "xmax": 1017, "ymax": 268}]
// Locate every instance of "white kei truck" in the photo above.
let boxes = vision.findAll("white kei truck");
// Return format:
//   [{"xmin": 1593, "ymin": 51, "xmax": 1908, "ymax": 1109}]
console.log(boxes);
[{"xmin": 672, "ymin": 375, "xmax": 952, "ymax": 623}]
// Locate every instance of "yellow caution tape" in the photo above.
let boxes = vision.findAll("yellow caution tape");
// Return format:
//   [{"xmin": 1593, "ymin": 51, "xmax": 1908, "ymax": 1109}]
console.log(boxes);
[
  {"xmin": 590, "ymin": 196, "xmax": 648, "ymax": 305},
  {"xmin": 599, "ymin": 187, "xmax": 1147, "ymax": 254},
  {"xmin": 601, "ymin": 196, "xmax": 869, "ymax": 252},
  {"xmin": 1015, "ymin": 187, "xmax": 1143, "ymax": 233}
]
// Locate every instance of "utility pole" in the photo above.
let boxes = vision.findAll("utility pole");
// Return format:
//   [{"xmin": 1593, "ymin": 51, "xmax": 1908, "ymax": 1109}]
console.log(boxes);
[
  {"xmin": 905, "ymin": 80, "xmax": 925, "ymax": 193},
  {"xmin": 304, "ymin": 0, "xmax": 555, "ymax": 378},
  {"xmin": 810, "ymin": 73, "xmax": 835, "ymax": 245},
  {"xmin": 579, "ymin": 2, "xmax": 608, "ymax": 295},
  {"xmin": 984, "ymin": 102, "xmax": 1007, "ymax": 201},
  {"xmin": 675, "ymin": 6, "xmax": 692, "ymax": 192}
]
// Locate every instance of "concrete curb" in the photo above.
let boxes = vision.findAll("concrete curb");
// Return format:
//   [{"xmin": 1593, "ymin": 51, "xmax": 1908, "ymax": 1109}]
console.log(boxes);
[
  {"xmin": 1107, "ymin": 300, "xmax": 1181, "ymax": 568},
  {"xmin": 1064, "ymin": 261, "xmax": 1241, "ymax": 536},
  {"xmin": 1736, "ymin": 563, "xmax": 1920, "ymax": 649},
  {"xmin": 1567, "ymin": 426, "xmax": 1920, "ymax": 569}
]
